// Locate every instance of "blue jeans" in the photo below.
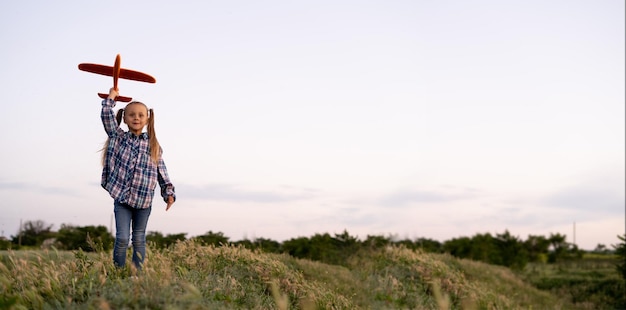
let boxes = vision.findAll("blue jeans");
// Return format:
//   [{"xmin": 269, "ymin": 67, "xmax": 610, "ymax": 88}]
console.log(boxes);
[{"xmin": 113, "ymin": 201, "xmax": 152, "ymax": 269}]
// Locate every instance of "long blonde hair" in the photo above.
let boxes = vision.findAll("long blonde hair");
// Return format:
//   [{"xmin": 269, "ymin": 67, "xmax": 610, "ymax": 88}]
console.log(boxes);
[{"xmin": 101, "ymin": 101, "xmax": 161, "ymax": 165}]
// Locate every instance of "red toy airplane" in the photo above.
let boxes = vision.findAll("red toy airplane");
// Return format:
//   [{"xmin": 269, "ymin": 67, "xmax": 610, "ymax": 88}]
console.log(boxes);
[{"xmin": 78, "ymin": 54, "xmax": 156, "ymax": 102}]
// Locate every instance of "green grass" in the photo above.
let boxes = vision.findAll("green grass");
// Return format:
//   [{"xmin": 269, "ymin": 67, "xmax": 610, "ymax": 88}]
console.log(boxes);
[
  {"xmin": 0, "ymin": 241, "xmax": 618, "ymax": 309},
  {"xmin": 519, "ymin": 257, "xmax": 624, "ymax": 309}
]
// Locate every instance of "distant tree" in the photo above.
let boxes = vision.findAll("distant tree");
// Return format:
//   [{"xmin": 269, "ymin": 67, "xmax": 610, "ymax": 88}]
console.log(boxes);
[
  {"xmin": 442, "ymin": 231, "xmax": 529, "ymax": 269},
  {"xmin": 147, "ymin": 231, "xmax": 187, "ymax": 249},
  {"xmin": 495, "ymin": 230, "xmax": 528, "ymax": 269},
  {"xmin": 593, "ymin": 243, "xmax": 609, "ymax": 254},
  {"xmin": 234, "ymin": 237, "xmax": 282, "ymax": 253},
  {"xmin": 165, "ymin": 233, "xmax": 187, "ymax": 245},
  {"xmin": 548, "ymin": 233, "xmax": 584, "ymax": 263},
  {"xmin": 547, "ymin": 233, "xmax": 570, "ymax": 263},
  {"xmin": 395, "ymin": 238, "xmax": 417, "ymax": 250},
  {"xmin": 613, "ymin": 234, "xmax": 626, "ymax": 280},
  {"xmin": 56, "ymin": 224, "xmax": 114, "ymax": 252},
  {"xmin": 413, "ymin": 237, "xmax": 443, "ymax": 253},
  {"xmin": 232, "ymin": 239, "xmax": 254, "ymax": 249},
  {"xmin": 443, "ymin": 236, "xmax": 473, "ymax": 258},
  {"xmin": 471, "ymin": 233, "xmax": 498, "ymax": 264},
  {"xmin": 332, "ymin": 230, "xmax": 360, "ymax": 265},
  {"xmin": 146, "ymin": 231, "xmax": 166, "ymax": 247},
  {"xmin": 282, "ymin": 231, "xmax": 360, "ymax": 266},
  {"xmin": 567, "ymin": 243, "xmax": 584, "ymax": 260},
  {"xmin": 253, "ymin": 238, "xmax": 281, "ymax": 253},
  {"xmin": 308, "ymin": 233, "xmax": 337, "ymax": 263},
  {"xmin": 525, "ymin": 235, "xmax": 550, "ymax": 263},
  {"xmin": 11, "ymin": 220, "xmax": 54, "ymax": 247},
  {"xmin": 0, "ymin": 237, "xmax": 11, "ymax": 250},
  {"xmin": 363, "ymin": 235, "xmax": 392, "ymax": 249},
  {"xmin": 192, "ymin": 231, "xmax": 229, "ymax": 246},
  {"xmin": 282, "ymin": 236, "xmax": 311, "ymax": 259}
]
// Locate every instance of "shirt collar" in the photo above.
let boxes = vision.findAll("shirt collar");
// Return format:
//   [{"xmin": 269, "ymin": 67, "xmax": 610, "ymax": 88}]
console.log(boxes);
[{"xmin": 128, "ymin": 132, "xmax": 149, "ymax": 140}]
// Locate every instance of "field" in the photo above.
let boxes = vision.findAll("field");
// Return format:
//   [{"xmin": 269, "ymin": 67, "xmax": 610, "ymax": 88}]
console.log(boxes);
[
  {"xmin": 1, "ymin": 241, "xmax": 623, "ymax": 309},
  {"xmin": 519, "ymin": 254, "xmax": 624, "ymax": 308}
]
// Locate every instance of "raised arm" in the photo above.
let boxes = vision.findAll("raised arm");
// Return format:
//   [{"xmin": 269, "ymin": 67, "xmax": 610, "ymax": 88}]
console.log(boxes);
[{"xmin": 101, "ymin": 88, "xmax": 124, "ymax": 137}]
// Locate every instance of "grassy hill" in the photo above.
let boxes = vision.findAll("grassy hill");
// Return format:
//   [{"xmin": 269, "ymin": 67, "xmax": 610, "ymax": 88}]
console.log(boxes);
[{"xmin": 0, "ymin": 240, "xmax": 607, "ymax": 309}]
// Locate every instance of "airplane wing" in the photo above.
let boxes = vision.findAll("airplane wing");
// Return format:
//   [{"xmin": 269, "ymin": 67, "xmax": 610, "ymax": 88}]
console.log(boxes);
[{"xmin": 78, "ymin": 63, "xmax": 156, "ymax": 83}]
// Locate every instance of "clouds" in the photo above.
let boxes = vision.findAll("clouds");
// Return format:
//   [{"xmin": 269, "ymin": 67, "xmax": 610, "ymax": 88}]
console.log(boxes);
[
  {"xmin": 545, "ymin": 185, "xmax": 624, "ymax": 215},
  {"xmin": 542, "ymin": 171, "xmax": 625, "ymax": 217},
  {"xmin": 378, "ymin": 187, "xmax": 481, "ymax": 208},
  {"xmin": 169, "ymin": 164, "xmax": 624, "ymax": 245},
  {"xmin": 178, "ymin": 183, "xmax": 319, "ymax": 203},
  {"xmin": 0, "ymin": 180, "xmax": 82, "ymax": 198}
]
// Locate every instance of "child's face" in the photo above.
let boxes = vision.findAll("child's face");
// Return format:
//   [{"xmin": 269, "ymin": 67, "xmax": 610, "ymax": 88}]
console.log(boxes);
[{"xmin": 123, "ymin": 103, "xmax": 149, "ymax": 135}]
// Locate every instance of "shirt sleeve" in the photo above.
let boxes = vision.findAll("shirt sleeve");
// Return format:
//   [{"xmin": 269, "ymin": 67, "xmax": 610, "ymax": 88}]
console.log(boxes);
[
  {"xmin": 157, "ymin": 155, "xmax": 176, "ymax": 202},
  {"xmin": 101, "ymin": 99, "xmax": 124, "ymax": 138}
]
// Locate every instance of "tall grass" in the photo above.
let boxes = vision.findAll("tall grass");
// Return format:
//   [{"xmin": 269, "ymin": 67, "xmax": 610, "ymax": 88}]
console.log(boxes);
[
  {"xmin": 1, "ymin": 241, "xmax": 352, "ymax": 309},
  {"xmin": 343, "ymin": 246, "xmax": 577, "ymax": 309},
  {"xmin": 520, "ymin": 256, "xmax": 625, "ymax": 309},
  {"xmin": 1, "ymin": 240, "xmax": 587, "ymax": 309}
]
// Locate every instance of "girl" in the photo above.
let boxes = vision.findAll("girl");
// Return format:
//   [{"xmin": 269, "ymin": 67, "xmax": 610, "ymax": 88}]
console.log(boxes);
[{"xmin": 101, "ymin": 87, "xmax": 176, "ymax": 269}]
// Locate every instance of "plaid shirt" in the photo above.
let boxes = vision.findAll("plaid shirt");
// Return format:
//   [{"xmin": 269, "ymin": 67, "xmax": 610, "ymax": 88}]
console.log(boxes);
[{"xmin": 101, "ymin": 99, "xmax": 175, "ymax": 209}]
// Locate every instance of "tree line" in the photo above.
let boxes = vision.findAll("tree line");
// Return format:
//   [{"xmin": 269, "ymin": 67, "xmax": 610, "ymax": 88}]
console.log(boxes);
[{"xmin": 2, "ymin": 220, "xmax": 624, "ymax": 274}]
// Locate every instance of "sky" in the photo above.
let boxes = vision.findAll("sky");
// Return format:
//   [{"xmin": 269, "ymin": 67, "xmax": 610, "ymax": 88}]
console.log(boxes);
[{"xmin": 0, "ymin": 1, "xmax": 624, "ymax": 250}]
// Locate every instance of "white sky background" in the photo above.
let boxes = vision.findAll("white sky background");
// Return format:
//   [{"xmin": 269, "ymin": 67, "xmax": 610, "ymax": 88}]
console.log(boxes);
[{"xmin": 0, "ymin": 1, "xmax": 623, "ymax": 250}]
